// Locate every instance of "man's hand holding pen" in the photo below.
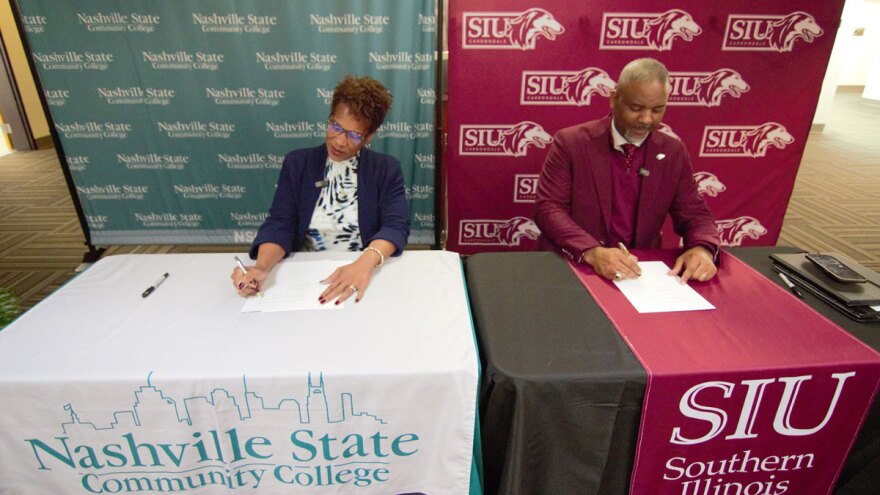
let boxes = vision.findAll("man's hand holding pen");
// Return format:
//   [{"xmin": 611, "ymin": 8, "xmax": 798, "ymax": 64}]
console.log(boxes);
[{"xmin": 583, "ymin": 243, "xmax": 641, "ymax": 281}]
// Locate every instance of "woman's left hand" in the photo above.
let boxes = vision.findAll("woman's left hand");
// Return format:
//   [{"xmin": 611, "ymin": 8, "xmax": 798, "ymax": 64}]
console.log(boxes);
[{"xmin": 319, "ymin": 256, "xmax": 376, "ymax": 305}]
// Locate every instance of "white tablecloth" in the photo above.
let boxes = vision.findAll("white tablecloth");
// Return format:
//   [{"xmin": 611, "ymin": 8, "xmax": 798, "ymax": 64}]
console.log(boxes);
[{"xmin": 0, "ymin": 251, "xmax": 479, "ymax": 494}]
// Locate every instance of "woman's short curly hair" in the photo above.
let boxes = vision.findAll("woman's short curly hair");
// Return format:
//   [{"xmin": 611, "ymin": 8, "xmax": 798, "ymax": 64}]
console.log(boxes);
[{"xmin": 331, "ymin": 75, "xmax": 393, "ymax": 136}]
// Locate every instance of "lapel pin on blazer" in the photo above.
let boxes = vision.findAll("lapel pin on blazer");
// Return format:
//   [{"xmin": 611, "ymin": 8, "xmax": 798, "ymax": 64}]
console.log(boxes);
[{"xmin": 656, "ymin": 153, "xmax": 666, "ymax": 160}]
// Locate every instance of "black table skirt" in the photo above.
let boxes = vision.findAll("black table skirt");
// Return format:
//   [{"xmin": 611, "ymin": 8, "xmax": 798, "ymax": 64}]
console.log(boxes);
[{"xmin": 465, "ymin": 247, "xmax": 880, "ymax": 495}]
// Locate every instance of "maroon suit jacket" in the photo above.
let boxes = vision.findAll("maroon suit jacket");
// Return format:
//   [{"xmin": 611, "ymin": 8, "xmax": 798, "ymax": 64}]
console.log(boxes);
[{"xmin": 534, "ymin": 116, "xmax": 719, "ymax": 263}]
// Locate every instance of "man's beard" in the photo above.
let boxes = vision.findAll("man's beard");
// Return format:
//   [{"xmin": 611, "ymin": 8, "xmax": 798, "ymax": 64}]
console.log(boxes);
[{"xmin": 624, "ymin": 126, "xmax": 652, "ymax": 142}]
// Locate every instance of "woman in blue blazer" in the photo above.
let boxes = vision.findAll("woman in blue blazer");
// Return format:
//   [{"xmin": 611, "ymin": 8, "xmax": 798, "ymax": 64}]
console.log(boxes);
[{"xmin": 231, "ymin": 75, "xmax": 409, "ymax": 304}]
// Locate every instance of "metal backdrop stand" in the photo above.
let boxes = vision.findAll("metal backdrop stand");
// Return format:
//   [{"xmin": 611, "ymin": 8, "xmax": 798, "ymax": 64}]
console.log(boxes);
[{"xmin": 434, "ymin": 0, "xmax": 445, "ymax": 249}]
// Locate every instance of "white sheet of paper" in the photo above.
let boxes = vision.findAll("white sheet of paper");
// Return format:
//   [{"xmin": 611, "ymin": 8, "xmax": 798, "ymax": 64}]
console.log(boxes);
[
  {"xmin": 241, "ymin": 260, "xmax": 349, "ymax": 313},
  {"xmin": 613, "ymin": 261, "xmax": 715, "ymax": 313}
]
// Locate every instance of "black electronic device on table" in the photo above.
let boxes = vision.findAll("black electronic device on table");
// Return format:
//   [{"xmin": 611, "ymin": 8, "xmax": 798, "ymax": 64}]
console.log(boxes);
[
  {"xmin": 771, "ymin": 266, "xmax": 880, "ymax": 323},
  {"xmin": 805, "ymin": 253, "xmax": 868, "ymax": 283},
  {"xmin": 769, "ymin": 252, "xmax": 880, "ymax": 308}
]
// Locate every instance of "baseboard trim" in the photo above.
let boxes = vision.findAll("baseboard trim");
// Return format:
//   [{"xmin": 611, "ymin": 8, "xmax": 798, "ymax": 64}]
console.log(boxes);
[{"xmin": 35, "ymin": 135, "xmax": 54, "ymax": 149}]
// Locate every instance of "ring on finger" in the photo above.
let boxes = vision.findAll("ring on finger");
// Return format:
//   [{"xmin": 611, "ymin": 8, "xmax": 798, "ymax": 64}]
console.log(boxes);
[
  {"xmin": 348, "ymin": 285, "xmax": 359, "ymax": 295},
  {"xmin": 614, "ymin": 271, "xmax": 623, "ymax": 280}
]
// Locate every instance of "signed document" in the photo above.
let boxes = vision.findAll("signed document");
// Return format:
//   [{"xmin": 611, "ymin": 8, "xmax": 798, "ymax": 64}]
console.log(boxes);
[
  {"xmin": 613, "ymin": 261, "xmax": 715, "ymax": 313},
  {"xmin": 241, "ymin": 260, "xmax": 349, "ymax": 313}
]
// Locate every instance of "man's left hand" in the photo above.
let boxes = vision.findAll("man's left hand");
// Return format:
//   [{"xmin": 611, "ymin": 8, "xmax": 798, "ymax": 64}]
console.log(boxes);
[{"xmin": 669, "ymin": 246, "xmax": 717, "ymax": 283}]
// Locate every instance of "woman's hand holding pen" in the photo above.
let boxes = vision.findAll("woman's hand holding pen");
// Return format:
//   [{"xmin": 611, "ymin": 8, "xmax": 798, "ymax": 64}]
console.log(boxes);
[
  {"xmin": 232, "ymin": 244, "xmax": 285, "ymax": 297},
  {"xmin": 232, "ymin": 263, "xmax": 267, "ymax": 297},
  {"xmin": 230, "ymin": 242, "xmax": 392, "ymax": 303}
]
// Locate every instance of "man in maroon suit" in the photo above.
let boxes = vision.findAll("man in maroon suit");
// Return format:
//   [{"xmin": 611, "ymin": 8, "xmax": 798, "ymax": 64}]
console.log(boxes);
[{"xmin": 535, "ymin": 58, "xmax": 720, "ymax": 283}]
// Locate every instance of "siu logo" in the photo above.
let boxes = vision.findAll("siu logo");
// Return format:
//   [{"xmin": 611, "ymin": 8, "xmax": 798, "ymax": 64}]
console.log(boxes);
[
  {"xmin": 716, "ymin": 216, "xmax": 768, "ymax": 246},
  {"xmin": 601, "ymin": 9, "xmax": 701, "ymax": 51},
  {"xmin": 656, "ymin": 123, "xmax": 680, "ymax": 141},
  {"xmin": 459, "ymin": 217, "xmax": 541, "ymax": 246},
  {"xmin": 514, "ymin": 174, "xmax": 540, "ymax": 203},
  {"xmin": 671, "ymin": 372, "xmax": 855, "ymax": 445},
  {"xmin": 723, "ymin": 12, "xmax": 823, "ymax": 51},
  {"xmin": 668, "ymin": 69, "xmax": 749, "ymax": 107},
  {"xmin": 693, "ymin": 171, "xmax": 726, "ymax": 197},
  {"xmin": 462, "ymin": 8, "xmax": 564, "ymax": 50},
  {"xmin": 521, "ymin": 67, "xmax": 615, "ymax": 106},
  {"xmin": 460, "ymin": 122, "xmax": 553, "ymax": 157},
  {"xmin": 700, "ymin": 122, "xmax": 794, "ymax": 158}
]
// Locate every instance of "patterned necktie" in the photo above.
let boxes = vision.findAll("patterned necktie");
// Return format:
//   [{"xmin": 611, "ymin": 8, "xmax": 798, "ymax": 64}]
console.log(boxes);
[{"xmin": 622, "ymin": 143, "xmax": 636, "ymax": 174}]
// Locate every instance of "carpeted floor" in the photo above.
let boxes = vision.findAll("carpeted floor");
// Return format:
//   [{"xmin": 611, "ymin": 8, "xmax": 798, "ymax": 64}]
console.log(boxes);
[{"xmin": 776, "ymin": 88, "xmax": 880, "ymax": 272}]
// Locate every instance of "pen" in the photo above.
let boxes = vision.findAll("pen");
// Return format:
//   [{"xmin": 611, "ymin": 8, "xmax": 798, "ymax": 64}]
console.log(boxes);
[
  {"xmin": 778, "ymin": 272, "xmax": 804, "ymax": 299},
  {"xmin": 617, "ymin": 242, "xmax": 641, "ymax": 278},
  {"xmin": 142, "ymin": 272, "xmax": 169, "ymax": 298},
  {"xmin": 234, "ymin": 256, "xmax": 262, "ymax": 297}
]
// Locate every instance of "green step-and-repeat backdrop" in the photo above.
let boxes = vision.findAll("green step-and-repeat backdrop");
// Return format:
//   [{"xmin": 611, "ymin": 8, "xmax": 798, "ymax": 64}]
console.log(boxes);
[{"xmin": 17, "ymin": 0, "xmax": 437, "ymax": 245}]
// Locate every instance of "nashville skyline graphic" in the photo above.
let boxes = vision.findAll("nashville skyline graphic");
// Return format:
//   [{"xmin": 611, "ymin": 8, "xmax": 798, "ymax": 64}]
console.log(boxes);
[
  {"xmin": 28, "ymin": 374, "xmax": 431, "ymax": 493},
  {"xmin": 59, "ymin": 372, "xmax": 386, "ymax": 434}
]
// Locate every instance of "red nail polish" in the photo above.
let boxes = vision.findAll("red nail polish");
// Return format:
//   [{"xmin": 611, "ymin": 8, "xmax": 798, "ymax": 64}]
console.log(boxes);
[
  {"xmin": 238, "ymin": 283, "xmax": 244, "ymax": 289},
  {"xmin": 334, "ymin": 300, "xmax": 340, "ymax": 305}
]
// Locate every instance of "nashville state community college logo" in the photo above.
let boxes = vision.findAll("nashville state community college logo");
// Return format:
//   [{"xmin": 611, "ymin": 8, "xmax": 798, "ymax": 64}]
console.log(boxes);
[
  {"xmin": 521, "ymin": 67, "xmax": 615, "ymax": 106},
  {"xmin": 668, "ymin": 69, "xmax": 749, "ymax": 107},
  {"xmin": 716, "ymin": 216, "xmax": 768, "ymax": 246},
  {"xmin": 462, "ymin": 8, "xmax": 564, "ymax": 50},
  {"xmin": 24, "ymin": 373, "xmax": 429, "ymax": 492},
  {"xmin": 459, "ymin": 217, "xmax": 541, "ymax": 246},
  {"xmin": 459, "ymin": 122, "xmax": 553, "ymax": 157},
  {"xmin": 693, "ymin": 171, "xmax": 726, "ymax": 197},
  {"xmin": 724, "ymin": 12, "xmax": 823, "ymax": 51},
  {"xmin": 601, "ymin": 9, "xmax": 701, "ymax": 51},
  {"xmin": 700, "ymin": 122, "xmax": 794, "ymax": 158}
]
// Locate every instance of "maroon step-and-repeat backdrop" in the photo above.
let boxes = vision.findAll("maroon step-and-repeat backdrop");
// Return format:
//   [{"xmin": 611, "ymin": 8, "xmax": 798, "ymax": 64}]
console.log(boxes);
[{"xmin": 447, "ymin": 1, "xmax": 844, "ymax": 254}]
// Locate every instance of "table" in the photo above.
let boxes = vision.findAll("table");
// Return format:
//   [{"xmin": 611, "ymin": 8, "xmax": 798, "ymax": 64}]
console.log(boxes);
[
  {"xmin": 0, "ymin": 251, "xmax": 481, "ymax": 495},
  {"xmin": 465, "ymin": 247, "xmax": 880, "ymax": 495}
]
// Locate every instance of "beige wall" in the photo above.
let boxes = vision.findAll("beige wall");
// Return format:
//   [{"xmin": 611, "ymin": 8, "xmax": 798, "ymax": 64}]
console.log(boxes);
[
  {"xmin": 838, "ymin": 0, "xmax": 880, "ymax": 85},
  {"xmin": 0, "ymin": 0, "xmax": 49, "ymax": 139}
]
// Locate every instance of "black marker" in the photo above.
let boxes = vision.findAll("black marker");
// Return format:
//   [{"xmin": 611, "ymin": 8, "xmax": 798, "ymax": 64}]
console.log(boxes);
[{"xmin": 142, "ymin": 272, "xmax": 169, "ymax": 298}]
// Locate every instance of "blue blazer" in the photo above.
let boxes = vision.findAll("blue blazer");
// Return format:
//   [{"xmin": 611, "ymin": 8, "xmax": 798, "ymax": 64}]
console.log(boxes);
[{"xmin": 250, "ymin": 144, "xmax": 410, "ymax": 259}]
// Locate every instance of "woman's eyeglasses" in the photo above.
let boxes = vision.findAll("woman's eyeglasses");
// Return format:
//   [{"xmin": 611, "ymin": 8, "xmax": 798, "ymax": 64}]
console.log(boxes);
[{"xmin": 327, "ymin": 118, "xmax": 365, "ymax": 144}]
